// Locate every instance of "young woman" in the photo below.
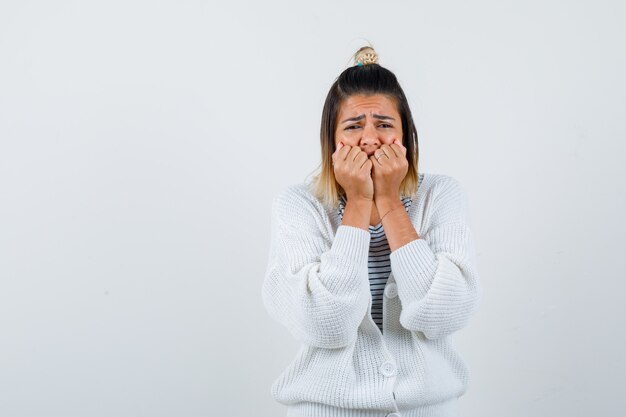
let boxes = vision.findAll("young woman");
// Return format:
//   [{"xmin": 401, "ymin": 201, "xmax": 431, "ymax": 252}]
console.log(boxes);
[{"xmin": 262, "ymin": 46, "xmax": 482, "ymax": 417}]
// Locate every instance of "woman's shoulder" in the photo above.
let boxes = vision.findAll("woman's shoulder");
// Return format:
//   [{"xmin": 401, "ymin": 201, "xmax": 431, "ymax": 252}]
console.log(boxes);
[
  {"xmin": 419, "ymin": 172, "xmax": 471, "ymax": 225},
  {"xmin": 273, "ymin": 181, "xmax": 319, "ymax": 206},
  {"xmin": 421, "ymin": 171, "xmax": 461, "ymax": 185},
  {"xmin": 420, "ymin": 172, "xmax": 467, "ymax": 198},
  {"xmin": 271, "ymin": 181, "xmax": 328, "ymax": 222}
]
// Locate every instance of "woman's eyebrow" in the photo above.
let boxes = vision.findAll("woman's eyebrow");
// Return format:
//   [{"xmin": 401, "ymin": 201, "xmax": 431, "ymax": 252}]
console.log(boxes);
[{"xmin": 341, "ymin": 114, "xmax": 396, "ymax": 123}]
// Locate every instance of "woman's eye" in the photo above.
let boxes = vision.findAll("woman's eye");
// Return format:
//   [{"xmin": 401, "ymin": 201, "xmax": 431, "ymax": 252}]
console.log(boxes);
[{"xmin": 345, "ymin": 124, "xmax": 392, "ymax": 130}]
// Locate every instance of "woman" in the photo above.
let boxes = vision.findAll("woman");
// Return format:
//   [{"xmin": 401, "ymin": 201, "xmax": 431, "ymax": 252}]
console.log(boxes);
[{"xmin": 261, "ymin": 46, "xmax": 482, "ymax": 417}]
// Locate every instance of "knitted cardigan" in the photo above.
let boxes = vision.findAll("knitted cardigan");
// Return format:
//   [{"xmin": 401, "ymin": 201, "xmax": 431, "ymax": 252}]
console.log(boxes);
[{"xmin": 261, "ymin": 172, "xmax": 482, "ymax": 417}]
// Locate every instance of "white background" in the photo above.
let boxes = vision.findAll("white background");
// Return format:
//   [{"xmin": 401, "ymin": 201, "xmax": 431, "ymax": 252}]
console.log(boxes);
[{"xmin": 1, "ymin": 1, "xmax": 625, "ymax": 416}]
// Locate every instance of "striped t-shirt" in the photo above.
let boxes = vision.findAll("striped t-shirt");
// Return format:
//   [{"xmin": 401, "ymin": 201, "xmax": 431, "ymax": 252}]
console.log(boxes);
[{"xmin": 337, "ymin": 177, "xmax": 421, "ymax": 333}]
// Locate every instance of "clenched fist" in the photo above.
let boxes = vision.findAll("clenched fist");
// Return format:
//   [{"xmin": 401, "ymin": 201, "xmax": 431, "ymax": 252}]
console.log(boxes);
[{"xmin": 332, "ymin": 142, "xmax": 374, "ymax": 201}]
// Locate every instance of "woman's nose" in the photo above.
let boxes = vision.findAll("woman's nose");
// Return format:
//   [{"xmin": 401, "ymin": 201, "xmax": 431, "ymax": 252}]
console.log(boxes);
[{"xmin": 360, "ymin": 123, "xmax": 380, "ymax": 146}]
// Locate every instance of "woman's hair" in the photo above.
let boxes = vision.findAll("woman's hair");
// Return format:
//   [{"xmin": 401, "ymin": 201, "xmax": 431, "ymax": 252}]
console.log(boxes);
[{"xmin": 307, "ymin": 45, "xmax": 421, "ymax": 208}]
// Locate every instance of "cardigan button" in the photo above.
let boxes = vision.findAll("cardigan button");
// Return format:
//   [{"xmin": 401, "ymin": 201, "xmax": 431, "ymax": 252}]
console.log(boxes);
[
  {"xmin": 386, "ymin": 413, "xmax": 401, "ymax": 417},
  {"xmin": 379, "ymin": 361, "xmax": 397, "ymax": 377},
  {"xmin": 384, "ymin": 283, "xmax": 398, "ymax": 298}
]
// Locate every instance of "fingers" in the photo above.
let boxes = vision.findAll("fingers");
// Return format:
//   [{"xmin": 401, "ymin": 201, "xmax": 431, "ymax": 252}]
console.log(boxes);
[
  {"xmin": 334, "ymin": 140, "xmax": 405, "ymax": 167},
  {"xmin": 376, "ymin": 140, "xmax": 406, "ymax": 160},
  {"xmin": 333, "ymin": 142, "xmax": 370, "ymax": 170},
  {"xmin": 389, "ymin": 139, "xmax": 406, "ymax": 157},
  {"xmin": 331, "ymin": 142, "xmax": 346, "ymax": 166},
  {"xmin": 349, "ymin": 146, "xmax": 366, "ymax": 163},
  {"xmin": 345, "ymin": 146, "xmax": 370, "ymax": 172},
  {"xmin": 354, "ymin": 150, "xmax": 371, "ymax": 171},
  {"xmin": 360, "ymin": 158, "xmax": 373, "ymax": 175},
  {"xmin": 371, "ymin": 153, "xmax": 384, "ymax": 167}
]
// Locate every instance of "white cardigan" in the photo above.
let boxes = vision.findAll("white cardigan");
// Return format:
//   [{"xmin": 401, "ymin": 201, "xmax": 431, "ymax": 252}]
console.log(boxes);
[{"xmin": 261, "ymin": 172, "xmax": 482, "ymax": 417}]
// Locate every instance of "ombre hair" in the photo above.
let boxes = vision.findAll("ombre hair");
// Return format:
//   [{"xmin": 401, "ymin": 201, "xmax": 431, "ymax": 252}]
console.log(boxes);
[{"xmin": 306, "ymin": 47, "xmax": 421, "ymax": 208}]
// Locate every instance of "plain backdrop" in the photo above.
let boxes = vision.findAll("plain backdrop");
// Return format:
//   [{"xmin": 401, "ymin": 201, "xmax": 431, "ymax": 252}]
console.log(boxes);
[{"xmin": 1, "ymin": 0, "xmax": 625, "ymax": 416}]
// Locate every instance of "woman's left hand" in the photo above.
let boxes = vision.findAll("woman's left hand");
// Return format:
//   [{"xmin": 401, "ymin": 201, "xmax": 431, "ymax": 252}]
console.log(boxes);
[{"xmin": 369, "ymin": 138, "xmax": 408, "ymax": 202}]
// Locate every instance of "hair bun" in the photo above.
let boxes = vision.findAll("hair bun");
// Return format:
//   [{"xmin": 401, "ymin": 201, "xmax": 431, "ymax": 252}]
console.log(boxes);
[{"xmin": 354, "ymin": 46, "xmax": 379, "ymax": 66}]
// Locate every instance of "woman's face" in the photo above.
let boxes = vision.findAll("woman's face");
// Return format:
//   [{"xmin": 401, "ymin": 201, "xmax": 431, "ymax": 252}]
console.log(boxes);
[{"xmin": 334, "ymin": 94, "xmax": 403, "ymax": 157}]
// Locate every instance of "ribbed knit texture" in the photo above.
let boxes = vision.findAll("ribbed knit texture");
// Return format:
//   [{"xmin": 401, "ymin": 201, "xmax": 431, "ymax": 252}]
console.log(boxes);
[{"xmin": 261, "ymin": 172, "xmax": 482, "ymax": 417}]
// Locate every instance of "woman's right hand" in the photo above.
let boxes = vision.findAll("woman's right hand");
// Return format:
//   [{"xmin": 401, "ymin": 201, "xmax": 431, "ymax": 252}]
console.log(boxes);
[{"xmin": 332, "ymin": 142, "xmax": 374, "ymax": 201}]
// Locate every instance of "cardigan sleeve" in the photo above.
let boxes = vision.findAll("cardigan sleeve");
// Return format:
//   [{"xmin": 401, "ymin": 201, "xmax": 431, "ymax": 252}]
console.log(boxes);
[
  {"xmin": 390, "ymin": 176, "xmax": 482, "ymax": 340},
  {"xmin": 261, "ymin": 186, "xmax": 372, "ymax": 349}
]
